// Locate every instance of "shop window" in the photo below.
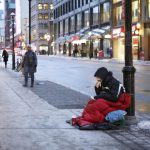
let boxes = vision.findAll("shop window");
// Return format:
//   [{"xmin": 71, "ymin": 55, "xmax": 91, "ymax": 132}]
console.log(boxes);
[
  {"xmin": 38, "ymin": 3, "xmax": 43, "ymax": 10},
  {"xmin": 44, "ymin": 13, "xmax": 49, "ymax": 20},
  {"xmin": 43, "ymin": 3, "xmax": 49, "ymax": 10},
  {"xmin": 101, "ymin": 2, "xmax": 110, "ymax": 23},
  {"xmin": 132, "ymin": 0, "xmax": 139, "ymax": 22},
  {"xmin": 38, "ymin": 13, "xmax": 43, "ymax": 20},
  {"xmin": 93, "ymin": 6, "xmax": 99, "ymax": 26}
]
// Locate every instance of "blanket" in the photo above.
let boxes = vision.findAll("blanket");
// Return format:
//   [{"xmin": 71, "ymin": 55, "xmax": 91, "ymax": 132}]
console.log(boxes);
[{"xmin": 71, "ymin": 93, "xmax": 131, "ymax": 127}]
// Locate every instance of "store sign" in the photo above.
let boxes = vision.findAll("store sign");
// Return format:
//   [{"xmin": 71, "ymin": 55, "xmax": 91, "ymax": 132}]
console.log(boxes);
[{"xmin": 122, "ymin": 0, "xmax": 125, "ymax": 20}]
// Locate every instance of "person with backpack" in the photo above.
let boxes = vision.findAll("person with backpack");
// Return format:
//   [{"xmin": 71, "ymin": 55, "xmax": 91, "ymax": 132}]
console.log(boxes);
[
  {"xmin": 22, "ymin": 45, "xmax": 37, "ymax": 87},
  {"xmin": 2, "ymin": 49, "xmax": 9, "ymax": 68}
]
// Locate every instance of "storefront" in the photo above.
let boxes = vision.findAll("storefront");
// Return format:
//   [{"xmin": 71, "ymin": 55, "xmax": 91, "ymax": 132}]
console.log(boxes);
[{"xmin": 112, "ymin": 24, "xmax": 141, "ymax": 60}]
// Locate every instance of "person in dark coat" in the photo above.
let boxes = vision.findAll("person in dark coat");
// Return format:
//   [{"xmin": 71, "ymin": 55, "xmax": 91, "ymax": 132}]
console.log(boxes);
[
  {"xmin": 2, "ymin": 49, "xmax": 9, "ymax": 68},
  {"xmin": 94, "ymin": 67, "xmax": 125, "ymax": 102},
  {"xmin": 22, "ymin": 45, "xmax": 37, "ymax": 87}
]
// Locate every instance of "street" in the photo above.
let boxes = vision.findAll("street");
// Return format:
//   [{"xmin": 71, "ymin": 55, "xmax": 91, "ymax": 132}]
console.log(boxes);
[
  {"xmin": 30, "ymin": 55, "xmax": 150, "ymax": 114},
  {"xmin": 0, "ymin": 55, "xmax": 150, "ymax": 150}
]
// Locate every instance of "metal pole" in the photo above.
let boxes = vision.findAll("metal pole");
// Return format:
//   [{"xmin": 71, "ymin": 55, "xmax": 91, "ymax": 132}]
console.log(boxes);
[
  {"xmin": 48, "ymin": 40, "xmax": 50, "ymax": 55},
  {"xmin": 28, "ymin": 0, "xmax": 31, "ymax": 44},
  {"xmin": 12, "ymin": 16, "xmax": 15, "ymax": 70},
  {"xmin": 122, "ymin": 1, "xmax": 136, "ymax": 116}
]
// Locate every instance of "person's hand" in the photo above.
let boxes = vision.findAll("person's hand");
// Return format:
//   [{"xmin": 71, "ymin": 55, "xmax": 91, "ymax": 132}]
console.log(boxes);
[
  {"xmin": 90, "ymin": 96, "xmax": 95, "ymax": 100},
  {"xmin": 95, "ymin": 81, "xmax": 101, "ymax": 88}
]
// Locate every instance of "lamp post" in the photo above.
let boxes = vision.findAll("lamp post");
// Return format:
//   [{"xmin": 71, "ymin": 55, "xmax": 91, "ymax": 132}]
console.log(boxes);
[
  {"xmin": 122, "ymin": 1, "xmax": 136, "ymax": 122},
  {"xmin": 28, "ymin": 0, "xmax": 32, "ymax": 44},
  {"xmin": 10, "ymin": 12, "xmax": 15, "ymax": 70},
  {"xmin": 44, "ymin": 33, "xmax": 51, "ymax": 55},
  {"xmin": 88, "ymin": 31, "xmax": 93, "ymax": 59}
]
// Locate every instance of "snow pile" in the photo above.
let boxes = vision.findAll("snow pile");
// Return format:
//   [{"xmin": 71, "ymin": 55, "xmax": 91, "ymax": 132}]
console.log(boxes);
[{"xmin": 138, "ymin": 121, "xmax": 150, "ymax": 130}]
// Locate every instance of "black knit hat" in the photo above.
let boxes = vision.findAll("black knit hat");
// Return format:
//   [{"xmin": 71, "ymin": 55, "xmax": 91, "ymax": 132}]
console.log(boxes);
[{"xmin": 94, "ymin": 67, "xmax": 109, "ymax": 80}]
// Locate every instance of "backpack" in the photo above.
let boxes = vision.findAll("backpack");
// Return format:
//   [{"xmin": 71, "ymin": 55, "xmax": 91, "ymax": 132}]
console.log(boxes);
[{"xmin": 26, "ymin": 52, "xmax": 34, "ymax": 66}]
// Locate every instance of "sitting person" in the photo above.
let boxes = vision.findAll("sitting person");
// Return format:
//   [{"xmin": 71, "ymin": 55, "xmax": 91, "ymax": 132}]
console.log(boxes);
[
  {"xmin": 68, "ymin": 67, "xmax": 131, "ymax": 128},
  {"xmin": 94, "ymin": 67, "xmax": 125, "ymax": 102}
]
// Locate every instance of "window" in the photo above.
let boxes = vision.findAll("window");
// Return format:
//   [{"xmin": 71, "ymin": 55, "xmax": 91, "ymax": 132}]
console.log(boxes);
[
  {"xmin": 75, "ymin": 0, "xmax": 77, "ymax": 9},
  {"xmin": 43, "ymin": 3, "xmax": 49, "ymax": 9},
  {"xmin": 50, "ymin": 4, "xmax": 54, "ymax": 10},
  {"xmin": 101, "ymin": 2, "xmax": 110, "ymax": 23},
  {"xmin": 86, "ymin": 0, "xmax": 88, "ymax": 4},
  {"xmin": 60, "ymin": 21, "xmax": 63, "ymax": 35},
  {"xmin": 39, "ymin": 33, "xmax": 44, "ymax": 39},
  {"xmin": 76, "ymin": 13, "xmax": 82, "ymax": 30},
  {"xmin": 65, "ymin": 19, "xmax": 69, "ymax": 34},
  {"xmin": 113, "ymin": 0, "xmax": 121, "ymax": 3},
  {"xmin": 38, "ymin": 3, "xmax": 42, "ymax": 10},
  {"xmin": 44, "ymin": 13, "xmax": 49, "ymax": 20},
  {"xmin": 70, "ymin": 16, "xmax": 75, "ymax": 32},
  {"xmin": 38, "ymin": 13, "xmax": 43, "ymax": 20},
  {"xmin": 78, "ymin": 0, "xmax": 80, "ymax": 7},
  {"xmin": 84, "ymin": 10, "xmax": 89, "ymax": 27},
  {"xmin": 44, "ymin": 23, "xmax": 48, "ymax": 29},
  {"xmin": 93, "ymin": 6, "xmax": 99, "ymax": 25},
  {"xmin": 148, "ymin": 0, "xmax": 150, "ymax": 18},
  {"xmin": 132, "ymin": 0, "xmax": 139, "ymax": 22},
  {"xmin": 116, "ymin": 6, "xmax": 122, "ymax": 25},
  {"xmin": 38, "ymin": 23, "xmax": 43, "ymax": 29},
  {"xmin": 82, "ymin": 0, "xmax": 84, "ymax": 6}
]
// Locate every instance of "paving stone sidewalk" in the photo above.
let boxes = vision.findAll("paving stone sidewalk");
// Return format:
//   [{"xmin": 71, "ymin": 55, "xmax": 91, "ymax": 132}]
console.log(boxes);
[{"xmin": 0, "ymin": 65, "xmax": 150, "ymax": 150}]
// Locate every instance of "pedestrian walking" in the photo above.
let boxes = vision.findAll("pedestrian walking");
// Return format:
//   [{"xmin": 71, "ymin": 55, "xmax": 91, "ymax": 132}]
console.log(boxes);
[
  {"xmin": 22, "ymin": 45, "xmax": 37, "ymax": 87},
  {"xmin": 2, "ymin": 49, "xmax": 9, "ymax": 68}
]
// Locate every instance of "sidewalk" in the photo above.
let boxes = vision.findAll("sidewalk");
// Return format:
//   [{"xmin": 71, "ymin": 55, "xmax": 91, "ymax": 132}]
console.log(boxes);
[{"xmin": 0, "ymin": 65, "xmax": 150, "ymax": 150}]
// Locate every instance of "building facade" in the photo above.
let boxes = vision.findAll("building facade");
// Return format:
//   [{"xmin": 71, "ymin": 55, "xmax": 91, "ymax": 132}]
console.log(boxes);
[
  {"xmin": 53, "ymin": 0, "xmax": 150, "ymax": 60},
  {"xmin": 31, "ymin": 0, "xmax": 54, "ymax": 54},
  {"xmin": 53, "ymin": 0, "xmax": 112, "ymax": 58},
  {"xmin": 14, "ymin": 0, "xmax": 29, "ymax": 50},
  {"xmin": 0, "ymin": 9, "xmax": 4, "ymax": 49},
  {"xmin": 4, "ymin": 0, "xmax": 15, "ymax": 48}
]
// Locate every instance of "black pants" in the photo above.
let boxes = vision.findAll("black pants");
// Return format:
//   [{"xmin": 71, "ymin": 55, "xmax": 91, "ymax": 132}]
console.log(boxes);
[
  {"xmin": 4, "ymin": 61, "xmax": 7, "ymax": 68},
  {"xmin": 24, "ymin": 72, "xmax": 34, "ymax": 86}
]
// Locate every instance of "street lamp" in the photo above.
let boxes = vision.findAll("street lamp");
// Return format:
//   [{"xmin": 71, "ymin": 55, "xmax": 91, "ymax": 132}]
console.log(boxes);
[
  {"xmin": 28, "ymin": 0, "xmax": 32, "ymax": 44},
  {"xmin": 122, "ymin": 1, "xmax": 136, "ymax": 124},
  {"xmin": 44, "ymin": 33, "xmax": 51, "ymax": 55},
  {"xmin": 88, "ymin": 31, "xmax": 93, "ymax": 59},
  {"xmin": 10, "ymin": 12, "xmax": 15, "ymax": 70}
]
